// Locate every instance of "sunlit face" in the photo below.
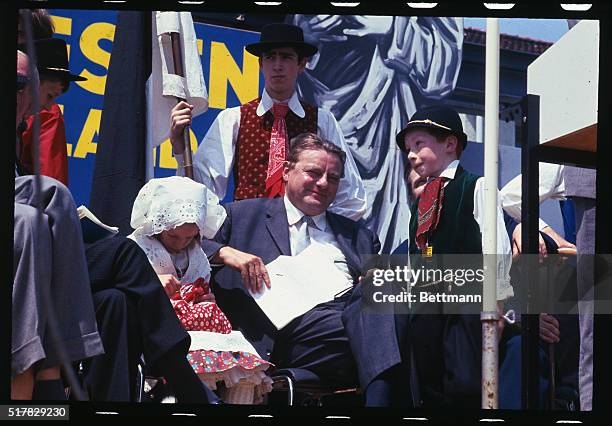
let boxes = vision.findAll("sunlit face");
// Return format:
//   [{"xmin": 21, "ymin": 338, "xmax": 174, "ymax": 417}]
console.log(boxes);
[
  {"xmin": 39, "ymin": 77, "xmax": 66, "ymax": 110},
  {"xmin": 406, "ymin": 168, "xmax": 427, "ymax": 203},
  {"xmin": 157, "ymin": 223, "xmax": 199, "ymax": 254},
  {"xmin": 404, "ymin": 129, "xmax": 457, "ymax": 179},
  {"xmin": 259, "ymin": 47, "xmax": 306, "ymax": 100},
  {"xmin": 283, "ymin": 149, "xmax": 343, "ymax": 216}
]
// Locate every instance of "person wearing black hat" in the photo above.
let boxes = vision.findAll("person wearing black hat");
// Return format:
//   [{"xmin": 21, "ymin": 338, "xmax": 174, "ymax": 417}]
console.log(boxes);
[
  {"xmin": 13, "ymin": 50, "xmax": 105, "ymax": 400},
  {"xmin": 169, "ymin": 22, "xmax": 366, "ymax": 221},
  {"xmin": 19, "ymin": 37, "xmax": 85, "ymax": 186},
  {"xmin": 394, "ymin": 105, "xmax": 514, "ymax": 407},
  {"xmin": 16, "ymin": 48, "xmax": 222, "ymax": 405}
]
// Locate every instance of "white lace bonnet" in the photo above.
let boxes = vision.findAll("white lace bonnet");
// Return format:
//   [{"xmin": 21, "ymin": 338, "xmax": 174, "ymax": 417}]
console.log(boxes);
[{"xmin": 130, "ymin": 176, "xmax": 226, "ymax": 238}]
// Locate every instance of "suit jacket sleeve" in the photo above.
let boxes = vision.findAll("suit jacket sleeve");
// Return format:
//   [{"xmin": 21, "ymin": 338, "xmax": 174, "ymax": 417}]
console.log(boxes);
[
  {"xmin": 363, "ymin": 229, "xmax": 382, "ymax": 276},
  {"xmin": 201, "ymin": 203, "xmax": 232, "ymax": 259}
]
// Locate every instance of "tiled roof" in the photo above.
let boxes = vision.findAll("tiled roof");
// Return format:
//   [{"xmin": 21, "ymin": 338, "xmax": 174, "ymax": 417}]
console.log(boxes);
[{"xmin": 465, "ymin": 27, "xmax": 553, "ymax": 55}]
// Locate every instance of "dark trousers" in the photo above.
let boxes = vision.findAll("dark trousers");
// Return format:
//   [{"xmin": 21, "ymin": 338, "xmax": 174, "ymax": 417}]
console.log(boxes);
[
  {"xmin": 82, "ymin": 289, "xmax": 139, "ymax": 401},
  {"xmin": 408, "ymin": 310, "xmax": 482, "ymax": 407},
  {"xmin": 82, "ymin": 235, "xmax": 189, "ymax": 401},
  {"xmin": 271, "ymin": 299, "xmax": 358, "ymax": 387},
  {"xmin": 499, "ymin": 314, "xmax": 579, "ymax": 409}
]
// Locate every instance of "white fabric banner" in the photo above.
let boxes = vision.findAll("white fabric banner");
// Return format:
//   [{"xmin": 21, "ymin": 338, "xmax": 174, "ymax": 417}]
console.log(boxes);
[{"xmin": 145, "ymin": 11, "xmax": 208, "ymax": 180}]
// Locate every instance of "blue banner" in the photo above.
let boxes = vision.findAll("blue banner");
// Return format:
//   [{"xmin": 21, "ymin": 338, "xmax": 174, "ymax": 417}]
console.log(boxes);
[{"xmin": 49, "ymin": 9, "xmax": 263, "ymax": 206}]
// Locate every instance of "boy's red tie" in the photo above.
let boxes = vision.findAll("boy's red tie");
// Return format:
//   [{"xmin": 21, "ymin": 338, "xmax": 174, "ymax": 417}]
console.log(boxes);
[{"xmin": 415, "ymin": 176, "xmax": 447, "ymax": 250}]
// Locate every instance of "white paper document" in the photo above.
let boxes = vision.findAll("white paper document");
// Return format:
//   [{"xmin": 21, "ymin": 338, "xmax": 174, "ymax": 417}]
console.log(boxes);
[
  {"xmin": 188, "ymin": 330, "xmax": 261, "ymax": 355},
  {"xmin": 250, "ymin": 244, "xmax": 353, "ymax": 330}
]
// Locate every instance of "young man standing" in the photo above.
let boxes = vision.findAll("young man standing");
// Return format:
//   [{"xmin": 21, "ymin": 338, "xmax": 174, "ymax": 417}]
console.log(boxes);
[{"xmin": 170, "ymin": 23, "xmax": 366, "ymax": 221}]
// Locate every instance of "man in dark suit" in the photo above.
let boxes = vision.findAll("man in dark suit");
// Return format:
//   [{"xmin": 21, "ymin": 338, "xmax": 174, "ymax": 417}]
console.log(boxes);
[{"xmin": 202, "ymin": 132, "xmax": 409, "ymax": 406}]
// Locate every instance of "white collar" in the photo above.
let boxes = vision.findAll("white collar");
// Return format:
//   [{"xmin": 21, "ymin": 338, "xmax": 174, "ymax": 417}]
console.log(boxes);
[
  {"xmin": 431, "ymin": 159, "xmax": 460, "ymax": 182},
  {"xmin": 283, "ymin": 195, "xmax": 327, "ymax": 231},
  {"xmin": 257, "ymin": 88, "xmax": 306, "ymax": 118}
]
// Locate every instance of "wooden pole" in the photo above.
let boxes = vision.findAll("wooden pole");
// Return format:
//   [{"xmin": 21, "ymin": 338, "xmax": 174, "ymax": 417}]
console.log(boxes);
[{"xmin": 169, "ymin": 32, "xmax": 194, "ymax": 179}]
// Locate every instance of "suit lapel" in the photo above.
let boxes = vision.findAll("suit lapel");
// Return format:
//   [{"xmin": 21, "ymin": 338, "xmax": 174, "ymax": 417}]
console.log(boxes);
[
  {"xmin": 326, "ymin": 212, "xmax": 361, "ymax": 281},
  {"xmin": 265, "ymin": 198, "xmax": 291, "ymax": 256}
]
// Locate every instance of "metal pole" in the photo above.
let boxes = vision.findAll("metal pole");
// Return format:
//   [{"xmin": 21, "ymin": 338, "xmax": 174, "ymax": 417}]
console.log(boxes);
[
  {"xmin": 169, "ymin": 31, "xmax": 194, "ymax": 179},
  {"xmin": 520, "ymin": 94, "xmax": 541, "ymax": 409},
  {"xmin": 482, "ymin": 17, "xmax": 500, "ymax": 410}
]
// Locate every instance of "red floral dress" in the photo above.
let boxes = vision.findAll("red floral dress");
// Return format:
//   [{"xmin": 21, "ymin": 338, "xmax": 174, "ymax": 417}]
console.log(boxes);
[{"xmin": 170, "ymin": 278, "xmax": 272, "ymax": 381}]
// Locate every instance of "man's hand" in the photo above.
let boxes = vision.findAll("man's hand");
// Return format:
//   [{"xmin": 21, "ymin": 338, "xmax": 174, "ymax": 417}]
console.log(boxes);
[
  {"xmin": 158, "ymin": 274, "xmax": 181, "ymax": 299},
  {"xmin": 541, "ymin": 225, "xmax": 577, "ymax": 256},
  {"xmin": 357, "ymin": 268, "xmax": 379, "ymax": 285},
  {"xmin": 216, "ymin": 246, "xmax": 271, "ymax": 294},
  {"xmin": 511, "ymin": 222, "xmax": 547, "ymax": 260},
  {"xmin": 170, "ymin": 101, "xmax": 193, "ymax": 154},
  {"xmin": 539, "ymin": 313, "xmax": 560, "ymax": 343}
]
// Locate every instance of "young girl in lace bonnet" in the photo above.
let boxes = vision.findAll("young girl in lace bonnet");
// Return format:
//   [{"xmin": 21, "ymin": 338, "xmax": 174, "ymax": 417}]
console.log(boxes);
[{"xmin": 128, "ymin": 176, "xmax": 272, "ymax": 404}]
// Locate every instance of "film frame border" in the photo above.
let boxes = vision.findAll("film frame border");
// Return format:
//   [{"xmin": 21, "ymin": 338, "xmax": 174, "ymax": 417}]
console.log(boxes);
[{"xmin": 4, "ymin": 0, "xmax": 611, "ymax": 424}]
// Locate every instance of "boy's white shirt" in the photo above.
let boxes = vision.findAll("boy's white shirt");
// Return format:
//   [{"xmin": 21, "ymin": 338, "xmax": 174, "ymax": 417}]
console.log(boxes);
[{"xmin": 432, "ymin": 159, "xmax": 513, "ymax": 301}]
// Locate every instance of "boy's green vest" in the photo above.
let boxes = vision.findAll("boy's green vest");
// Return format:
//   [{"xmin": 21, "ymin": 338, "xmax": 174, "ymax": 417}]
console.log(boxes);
[{"xmin": 409, "ymin": 166, "xmax": 482, "ymax": 256}]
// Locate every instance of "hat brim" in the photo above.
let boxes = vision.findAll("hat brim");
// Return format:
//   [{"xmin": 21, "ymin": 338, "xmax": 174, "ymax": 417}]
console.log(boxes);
[
  {"xmin": 245, "ymin": 41, "xmax": 318, "ymax": 58},
  {"xmin": 396, "ymin": 122, "xmax": 468, "ymax": 152},
  {"xmin": 40, "ymin": 68, "xmax": 87, "ymax": 82}
]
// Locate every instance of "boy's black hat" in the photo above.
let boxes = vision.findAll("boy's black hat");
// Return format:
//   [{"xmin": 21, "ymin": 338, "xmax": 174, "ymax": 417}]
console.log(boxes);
[
  {"xmin": 31, "ymin": 38, "xmax": 87, "ymax": 90},
  {"xmin": 396, "ymin": 105, "xmax": 468, "ymax": 152},
  {"xmin": 245, "ymin": 23, "xmax": 318, "ymax": 58}
]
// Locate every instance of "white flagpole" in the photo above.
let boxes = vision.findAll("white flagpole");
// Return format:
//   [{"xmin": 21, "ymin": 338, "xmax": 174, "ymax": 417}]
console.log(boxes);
[{"xmin": 482, "ymin": 16, "xmax": 500, "ymax": 409}]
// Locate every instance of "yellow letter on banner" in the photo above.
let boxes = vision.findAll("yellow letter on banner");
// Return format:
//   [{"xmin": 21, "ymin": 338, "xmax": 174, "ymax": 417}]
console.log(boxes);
[
  {"xmin": 56, "ymin": 104, "xmax": 73, "ymax": 156},
  {"xmin": 50, "ymin": 15, "xmax": 72, "ymax": 57},
  {"xmin": 51, "ymin": 15, "xmax": 72, "ymax": 36},
  {"xmin": 77, "ymin": 22, "xmax": 115, "ymax": 96},
  {"xmin": 73, "ymin": 109, "xmax": 102, "ymax": 158},
  {"xmin": 158, "ymin": 130, "xmax": 199, "ymax": 169},
  {"xmin": 208, "ymin": 42, "xmax": 259, "ymax": 110}
]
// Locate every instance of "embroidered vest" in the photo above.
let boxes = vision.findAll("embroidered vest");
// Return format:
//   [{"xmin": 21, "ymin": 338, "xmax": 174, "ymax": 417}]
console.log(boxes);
[
  {"xmin": 409, "ymin": 166, "xmax": 482, "ymax": 255},
  {"xmin": 234, "ymin": 98, "xmax": 318, "ymax": 200}
]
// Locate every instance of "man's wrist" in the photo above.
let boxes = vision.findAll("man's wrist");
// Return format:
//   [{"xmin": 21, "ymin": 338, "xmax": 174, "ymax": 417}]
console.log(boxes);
[
  {"xmin": 170, "ymin": 136, "xmax": 185, "ymax": 155},
  {"xmin": 210, "ymin": 245, "xmax": 229, "ymax": 266}
]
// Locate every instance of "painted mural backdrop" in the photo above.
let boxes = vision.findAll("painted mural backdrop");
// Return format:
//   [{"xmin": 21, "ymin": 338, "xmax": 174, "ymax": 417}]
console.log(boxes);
[{"xmin": 292, "ymin": 15, "xmax": 463, "ymax": 251}]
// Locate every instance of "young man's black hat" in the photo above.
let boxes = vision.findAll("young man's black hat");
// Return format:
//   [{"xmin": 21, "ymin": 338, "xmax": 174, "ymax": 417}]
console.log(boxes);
[
  {"xmin": 29, "ymin": 38, "xmax": 87, "ymax": 92},
  {"xmin": 396, "ymin": 105, "xmax": 468, "ymax": 152},
  {"xmin": 245, "ymin": 23, "xmax": 318, "ymax": 58}
]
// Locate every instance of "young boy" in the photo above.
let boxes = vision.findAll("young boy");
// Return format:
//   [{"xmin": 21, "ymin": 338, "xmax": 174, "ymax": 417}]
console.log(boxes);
[{"xmin": 395, "ymin": 105, "xmax": 513, "ymax": 406}]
